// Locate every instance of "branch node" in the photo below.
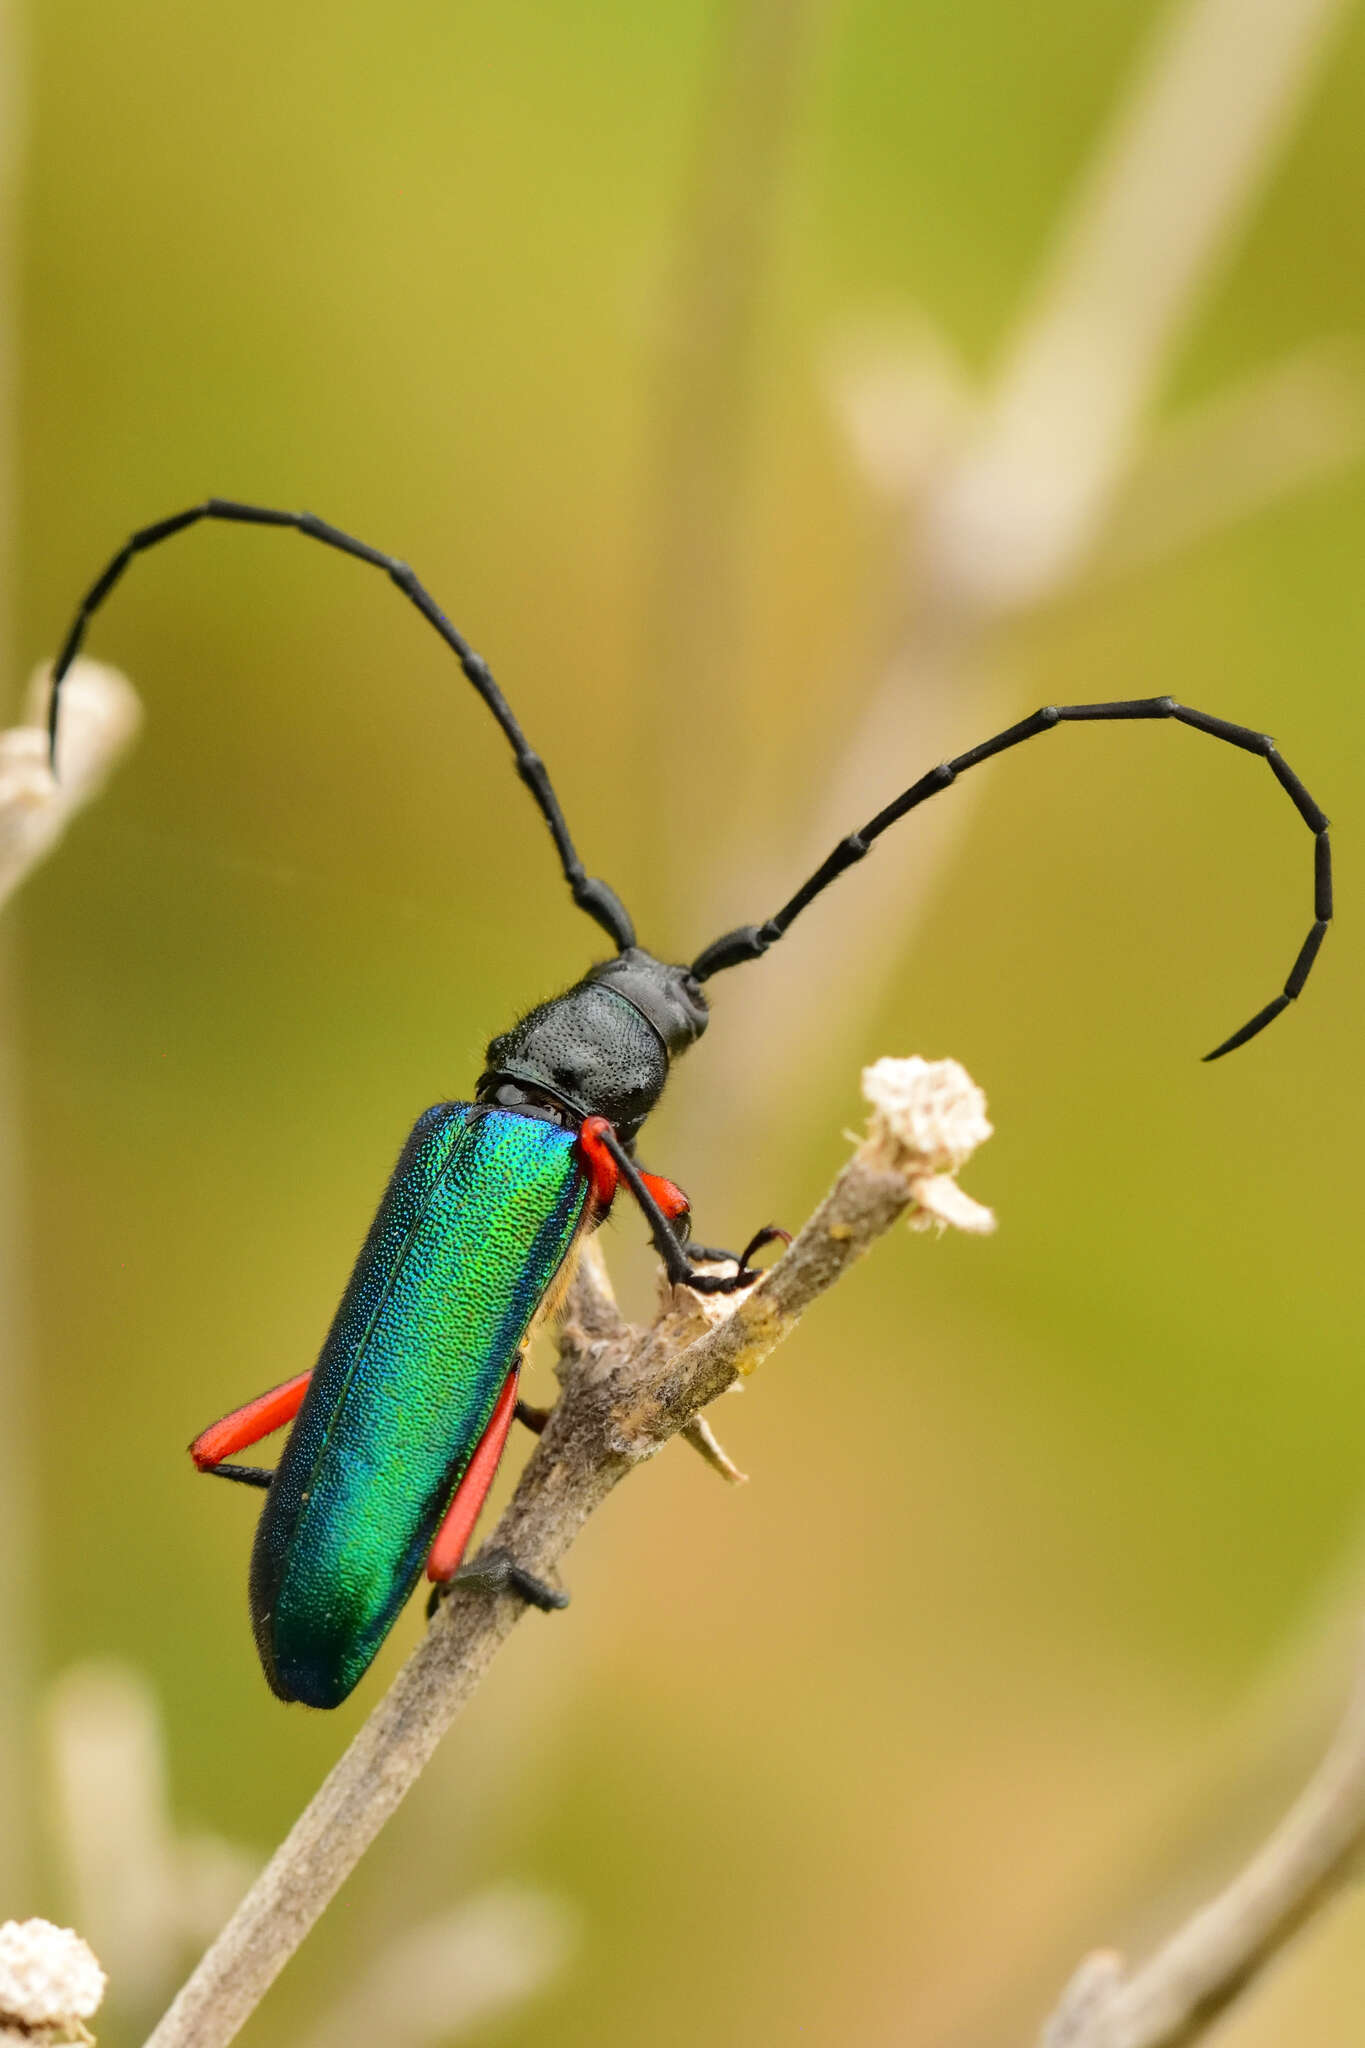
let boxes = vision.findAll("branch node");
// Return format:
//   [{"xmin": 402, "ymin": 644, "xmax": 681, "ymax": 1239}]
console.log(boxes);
[
  {"xmin": 908, "ymin": 1174, "xmax": 997, "ymax": 1235},
  {"xmin": 555, "ymin": 1239, "xmax": 631, "ymax": 1385},
  {"xmin": 681, "ymin": 1416, "xmax": 749, "ymax": 1485}
]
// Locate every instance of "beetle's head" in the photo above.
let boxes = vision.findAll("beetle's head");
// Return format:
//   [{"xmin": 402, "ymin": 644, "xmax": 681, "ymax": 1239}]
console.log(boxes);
[
  {"xmin": 477, "ymin": 948, "xmax": 708, "ymax": 1144},
  {"xmin": 582, "ymin": 949, "xmax": 710, "ymax": 1054}
]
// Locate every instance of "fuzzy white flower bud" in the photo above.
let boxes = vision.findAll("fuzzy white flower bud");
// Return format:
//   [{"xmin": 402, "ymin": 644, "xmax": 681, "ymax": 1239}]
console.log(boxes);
[
  {"xmin": 0, "ymin": 1920, "xmax": 105, "ymax": 2041},
  {"xmin": 860, "ymin": 1056, "xmax": 995, "ymax": 1234}
]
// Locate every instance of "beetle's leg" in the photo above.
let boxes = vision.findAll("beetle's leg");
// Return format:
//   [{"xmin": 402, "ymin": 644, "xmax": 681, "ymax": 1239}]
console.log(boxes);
[
  {"xmin": 442, "ymin": 1548, "xmax": 569, "ymax": 1613},
  {"xmin": 585, "ymin": 1118, "xmax": 786, "ymax": 1296},
  {"xmin": 425, "ymin": 1363, "xmax": 522, "ymax": 1586},
  {"xmin": 640, "ymin": 1170, "xmax": 690, "ymax": 1233},
  {"xmin": 514, "ymin": 1397, "xmax": 553, "ymax": 1436},
  {"xmin": 190, "ymin": 1369, "xmax": 312, "ymax": 1481},
  {"xmin": 576, "ymin": 1116, "xmax": 621, "ymax": 1212},
  {"xmin": 688, "ymin": 1227, "xmax": 791, "ymax": 1268},
  {"xmin": 580, "ymin": 1113, "xmax": 692, "ymax": 1259},
  {"xmin": 577, "ymin": 1117, "xmax": 691, "ymax": 1231},
  {"xmin": 425, "ymin": 1365, "xmax": 570, "ymax": 1618}
]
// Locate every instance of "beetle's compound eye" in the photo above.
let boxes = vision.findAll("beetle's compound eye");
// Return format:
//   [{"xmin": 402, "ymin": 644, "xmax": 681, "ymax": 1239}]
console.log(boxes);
[{"xmin": 676, "ymin": 972, "xmax": 708, "ymax": 1038}]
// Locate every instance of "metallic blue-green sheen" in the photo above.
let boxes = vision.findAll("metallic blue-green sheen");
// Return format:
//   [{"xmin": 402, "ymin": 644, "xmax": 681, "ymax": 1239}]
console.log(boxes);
[{"xmin": 250, "ymin": 1103, "xmax": 587, "ymax": 1707}]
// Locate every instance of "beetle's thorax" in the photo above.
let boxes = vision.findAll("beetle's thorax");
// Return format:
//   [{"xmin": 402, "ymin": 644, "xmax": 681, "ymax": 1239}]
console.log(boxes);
[{"xmin": 477, "ymin": 948, "xmax": 708, "ymax": 1143}]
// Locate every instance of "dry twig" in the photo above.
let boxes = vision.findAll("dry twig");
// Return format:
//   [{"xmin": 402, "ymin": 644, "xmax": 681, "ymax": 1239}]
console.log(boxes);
[
  {"xmin": 1040, "ymin": 1636, "xmax": 1365, "ymax": 2048},
  {"xmin": 138, "ymin": 1056, "xmax": 993, "ymax": 2048}
]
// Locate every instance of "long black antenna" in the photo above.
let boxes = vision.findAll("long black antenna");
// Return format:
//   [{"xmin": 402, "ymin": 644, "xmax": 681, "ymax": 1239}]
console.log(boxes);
[
  {"xmin": 690, "ymin": 697, "xmax": 1331, "ymax": 1061},
  {"xmin": 46, "ymin": 499, "xmax": 637, "ymax": 951}
]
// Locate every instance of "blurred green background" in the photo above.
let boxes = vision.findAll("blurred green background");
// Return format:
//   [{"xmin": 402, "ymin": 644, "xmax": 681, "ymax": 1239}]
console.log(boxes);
[{"xmin": 9, "ymin": 0, "xmax": 1365, "ymax": 2042}]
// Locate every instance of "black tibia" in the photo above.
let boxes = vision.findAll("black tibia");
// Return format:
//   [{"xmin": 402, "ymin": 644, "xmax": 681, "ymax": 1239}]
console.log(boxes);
[
  {"xmin": 689, "ymin": 1225, "xmax": 792, "ymax": 1268},
  {"xmin": 46, "ymin": 500, "xmax": 635, "ymax": 951},
  {"xmin": 426, "ymin": 1547, "xmax": 568, "ymax": 1618},
  {"xmin": 690, "ymin": 696, "xmax": 1332, "ymax": 1060},
  {"xmin": 599, "ymin": 1125, "xmax": 786, "ymax": 1295},
  {"xmin": 514, "ymin": 1398, "xmax": 553, "ymax": 1436},
  {"xmin": 203, "ymin": 1463, "xmax": 273, "ymax": 1489}
]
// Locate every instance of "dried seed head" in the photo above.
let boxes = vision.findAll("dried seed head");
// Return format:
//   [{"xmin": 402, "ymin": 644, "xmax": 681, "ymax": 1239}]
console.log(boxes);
[
  {"xmin": 0, "ymin": 1920, "xmax": 105, "ymax": 2040},
  {"xmin": 860, "ymin": 1057, "xmax": 996, "ymax": 1235},
  {"xmin": 861, "ymin": 1056, "xmax": 993, "ymax": 1174}
]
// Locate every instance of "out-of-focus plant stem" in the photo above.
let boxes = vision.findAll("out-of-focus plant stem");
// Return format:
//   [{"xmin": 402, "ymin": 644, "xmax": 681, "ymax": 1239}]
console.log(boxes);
[
  {"xmin": 0, "ymin": 661, "xmax": 142, "ymax": 1915},
  {"xmin": 1040, "ymin": 1635, "xmax": 1365, "ymax": 2048},
  {"xmin": 644, "ymin": 0, "xmax": 832, "ymax": 762},
  {"xmin": 0, "ymin": 0, "xmax": 30, "ymax": 1906},
  {"xmin": 0, "ymin": 932, "xmax": 35, "ymax": 1908}
]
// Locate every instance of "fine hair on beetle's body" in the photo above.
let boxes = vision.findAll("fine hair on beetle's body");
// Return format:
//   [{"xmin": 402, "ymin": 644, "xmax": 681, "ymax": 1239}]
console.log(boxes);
[{"xmin": 47, "ymin": 499, "xmax": 1334, "ymax": 1705}]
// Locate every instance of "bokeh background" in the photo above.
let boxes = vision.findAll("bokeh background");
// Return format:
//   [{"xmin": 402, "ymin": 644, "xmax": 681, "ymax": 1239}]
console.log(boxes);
[{"xmin": 4, "ymin": 0, "xmax": 1365, "ymax": 2042}]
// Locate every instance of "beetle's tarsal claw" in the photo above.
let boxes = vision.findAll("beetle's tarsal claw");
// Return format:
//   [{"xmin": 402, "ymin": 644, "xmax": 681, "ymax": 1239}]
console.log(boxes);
[
  {"xmin": 507, "ymin": 1561, "xmax": 570, "ymax": 1611},
  {"xmin": 513, "ymin": 1396, "xmax": 553, "ymax": 1436},
  {"xmin": 452, "ymin": 1545, "xmax": 569, "ymax": 1612},
  {"xmin": 688, "ymin": 1265, "xmax": 760, "ymax": 1295},
  {"xmin": 737, "ymin": 1223, "xmax": 790, "ymax": 1273},
  {"xmin": 680, "ymin": 1221, "xmax": 791, "ymax": 1293}
]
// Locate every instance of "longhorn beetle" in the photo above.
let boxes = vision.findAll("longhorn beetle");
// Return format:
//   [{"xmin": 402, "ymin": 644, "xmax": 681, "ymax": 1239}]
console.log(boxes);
[{"xmin": 47, "ymin": 500, "xmax": 1333, "ymax": 1708}]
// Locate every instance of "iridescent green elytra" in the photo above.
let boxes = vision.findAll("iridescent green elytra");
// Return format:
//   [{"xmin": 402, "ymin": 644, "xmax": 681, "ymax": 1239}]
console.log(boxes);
[{"xmin": 250, "ymin": 1104, "xmax": 588, "ymax": 1708}]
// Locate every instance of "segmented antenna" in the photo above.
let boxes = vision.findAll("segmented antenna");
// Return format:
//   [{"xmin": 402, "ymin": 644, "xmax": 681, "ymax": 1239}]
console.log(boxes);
[
  {"xmin": 690, "ymin": 697, "xmax": 1331, "ymax": 1061},
  {"xmin": 47, "ymin": 500, "xmax": 636, "ymax": 951}
]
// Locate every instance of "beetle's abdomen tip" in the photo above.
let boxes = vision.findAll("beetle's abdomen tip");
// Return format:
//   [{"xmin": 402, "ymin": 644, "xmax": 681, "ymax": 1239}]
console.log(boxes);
[
  {"xmin": 260, "ymin": 1651, "xmax": 357, "ymax": 1711},
  {"xmin": 253, "ymin": 1602, "xmax": 360, "ymax": 1709}
]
